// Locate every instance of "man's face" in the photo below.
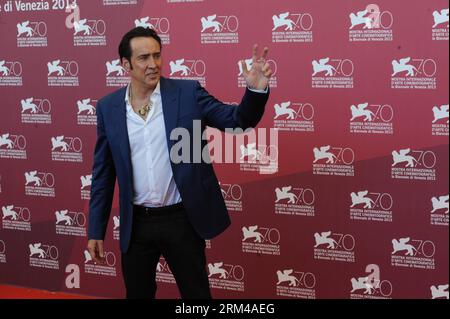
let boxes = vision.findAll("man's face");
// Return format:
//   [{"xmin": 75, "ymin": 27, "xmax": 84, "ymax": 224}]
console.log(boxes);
[{"xmin": 123, "ymin": 36, "xmax": 162, "ymax": 90}]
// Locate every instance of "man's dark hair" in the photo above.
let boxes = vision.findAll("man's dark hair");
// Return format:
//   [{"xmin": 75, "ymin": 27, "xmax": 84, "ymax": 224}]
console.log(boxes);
[{"xmin": 118, "ymin": 27, "xmax": 162, "ymax": 69}]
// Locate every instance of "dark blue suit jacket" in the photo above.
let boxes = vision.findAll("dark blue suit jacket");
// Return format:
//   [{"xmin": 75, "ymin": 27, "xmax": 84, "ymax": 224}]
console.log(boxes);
[{"xmin": 88, "ymin": 77, "xmax": 269, "ymax": 252}]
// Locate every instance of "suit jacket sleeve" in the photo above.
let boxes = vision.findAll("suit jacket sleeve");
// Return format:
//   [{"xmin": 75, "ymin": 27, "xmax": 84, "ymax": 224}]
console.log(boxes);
[
  {"xmin": 195, "ymin": 82, "xmax": 270, "ymax": 131},
  {"xmin": 88, "ymin": 100, "xmax": 116, "ymax": 240}
]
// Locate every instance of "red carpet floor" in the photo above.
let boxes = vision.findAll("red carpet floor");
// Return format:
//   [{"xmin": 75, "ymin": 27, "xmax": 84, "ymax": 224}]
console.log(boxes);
[{"xmin": 0, "ymin": 285, "xmax": 96, "ymax": 299}]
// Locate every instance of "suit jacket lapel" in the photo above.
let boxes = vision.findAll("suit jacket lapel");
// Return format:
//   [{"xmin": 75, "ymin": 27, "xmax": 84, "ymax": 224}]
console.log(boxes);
[
  {"xmin": 160, "ymin": 77, "xmax": 180, "ymax": 150},
  {"xmin": 112, "ymin": 88, "xmax": 133, "ymax": 178}
]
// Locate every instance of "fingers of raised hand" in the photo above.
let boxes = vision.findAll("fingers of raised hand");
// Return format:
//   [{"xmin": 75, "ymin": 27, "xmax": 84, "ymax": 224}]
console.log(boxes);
[
  {"xmin": 261, "ymin": 47, "xmax": 269, "ymax": 60},
  {"xmin": 252, "ymin": 44, "xmax": 259, "ymax": 63},
  {"xmin": 262, "ymin": 63, "xmax": 273, "ymax": 78}
]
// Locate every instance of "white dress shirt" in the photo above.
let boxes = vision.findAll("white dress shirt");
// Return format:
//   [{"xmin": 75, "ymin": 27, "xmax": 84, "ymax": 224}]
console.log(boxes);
[{"xmin": 125, "ymin": 82, "xmax": 182, "ymax": 207}]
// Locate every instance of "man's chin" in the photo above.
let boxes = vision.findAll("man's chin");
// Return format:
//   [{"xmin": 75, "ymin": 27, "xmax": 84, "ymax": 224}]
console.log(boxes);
[
  {"xmin": 143, "ymin": 77, "xmax": 160, "ymax": 88},
  {"xmin": 146, "ymin": 75, "xmax": 160, "ymax": 84}
]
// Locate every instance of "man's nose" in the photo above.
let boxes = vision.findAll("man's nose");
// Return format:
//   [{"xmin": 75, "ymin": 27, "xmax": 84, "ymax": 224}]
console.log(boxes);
[{"xmin": 147, "ymin": 56, "xmax": 156, "ymax": 68}]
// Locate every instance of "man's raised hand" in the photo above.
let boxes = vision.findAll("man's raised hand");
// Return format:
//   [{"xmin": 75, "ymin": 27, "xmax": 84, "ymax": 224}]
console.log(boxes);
[{"xmin": 241, "ymin": 44, "xmax": 273, "ymax": 91}]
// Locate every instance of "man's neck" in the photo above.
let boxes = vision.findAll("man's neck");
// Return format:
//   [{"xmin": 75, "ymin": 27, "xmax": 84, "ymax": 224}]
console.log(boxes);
[{"xmin": 130, "ymin": 81, "xmax": 155, "ymax": 101}]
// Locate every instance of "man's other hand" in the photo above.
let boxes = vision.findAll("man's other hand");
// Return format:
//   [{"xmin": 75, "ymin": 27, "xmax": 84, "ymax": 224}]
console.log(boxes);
[{"xmin": 87, "ymin": 239, "xmax": 106, "ymax": 265}]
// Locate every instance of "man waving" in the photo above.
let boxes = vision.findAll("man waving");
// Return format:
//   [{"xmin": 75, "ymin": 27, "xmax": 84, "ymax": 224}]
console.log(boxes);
[{"xmin": 87, "ymin": 26, "xmax": 272, "ymax": 299}]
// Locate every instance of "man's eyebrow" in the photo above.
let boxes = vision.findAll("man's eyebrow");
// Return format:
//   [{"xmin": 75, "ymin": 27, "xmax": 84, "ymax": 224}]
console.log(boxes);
[{"xmin": 137, "ymin": 52, "xmax": 161, "ymax": 58}]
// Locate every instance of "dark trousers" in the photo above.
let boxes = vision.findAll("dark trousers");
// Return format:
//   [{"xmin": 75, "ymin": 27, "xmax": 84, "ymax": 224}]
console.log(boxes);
[{"xmin": 121, "ymin": 203, "xmax": 211, "ymax": 299}]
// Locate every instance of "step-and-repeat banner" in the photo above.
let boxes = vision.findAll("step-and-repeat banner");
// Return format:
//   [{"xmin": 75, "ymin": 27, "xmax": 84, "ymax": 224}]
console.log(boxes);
[{"xmin": 0, "ymin": 0, "xmax": 448, "ymax": 299}]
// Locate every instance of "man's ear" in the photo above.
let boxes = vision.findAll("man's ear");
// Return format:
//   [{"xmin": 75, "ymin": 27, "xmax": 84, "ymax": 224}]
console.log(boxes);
[{"xmin": 122, "ymin": 58, "xmax": 131, "ymax": 72}]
